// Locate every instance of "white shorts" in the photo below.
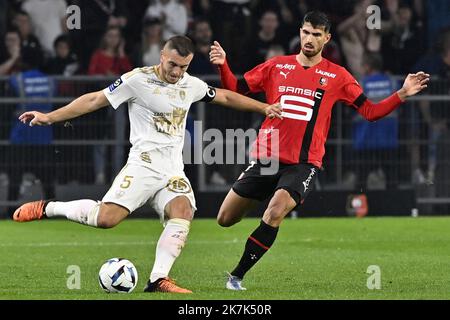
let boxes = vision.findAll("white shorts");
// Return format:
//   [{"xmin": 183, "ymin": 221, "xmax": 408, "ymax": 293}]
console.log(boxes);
[{"xmin": 102, "ymin": 163, "xmax": 196, "ymax": 222}]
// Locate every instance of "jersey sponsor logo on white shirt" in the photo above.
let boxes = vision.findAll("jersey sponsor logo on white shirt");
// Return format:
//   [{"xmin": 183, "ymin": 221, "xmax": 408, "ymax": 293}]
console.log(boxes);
[
  {"xmin": 147, "ymin": 78, "xmax": 169, "ymax": 87},
  {"xmin": 153, "ymin": 107, "xmax": 187, "ymax": 136}
]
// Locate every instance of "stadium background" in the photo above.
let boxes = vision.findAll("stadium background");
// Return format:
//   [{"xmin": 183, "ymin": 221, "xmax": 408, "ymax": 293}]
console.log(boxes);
[{"xmin": 0, "ymin": 0, "xmax": 449, "ymax": 219}]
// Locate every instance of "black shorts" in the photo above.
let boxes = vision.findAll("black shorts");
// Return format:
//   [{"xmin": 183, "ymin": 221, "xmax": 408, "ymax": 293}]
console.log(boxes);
[{"xmin": 232, "ymin": 161, "xmax": 320, "ymax": 204}]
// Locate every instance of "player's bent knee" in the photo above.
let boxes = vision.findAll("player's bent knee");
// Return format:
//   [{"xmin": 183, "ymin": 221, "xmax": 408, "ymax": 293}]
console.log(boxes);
[
  {"xmin": 217, "ymin": 209, "xmax": 239, "ymax": 227},
  {"xmin": 217, "ymin": 214, "xmax": 230, "ymax": 227},
  {"xmin": 264, "ymin": 204, "xmax": 286, "ymax": 223},
  {"xmin": 97, "ymin": 203, "xmax": 129, "ymax": 229},
  {"xmin": 264, "ymin": 189, "xmax": 297, "ymax": 224},
  {"xmin": 97, "ymin": 219, "xmax": 118, "ymax": 229},
  {"xmin": 165, "ymin": 196, "xmax": 194, "ymax": 221}
]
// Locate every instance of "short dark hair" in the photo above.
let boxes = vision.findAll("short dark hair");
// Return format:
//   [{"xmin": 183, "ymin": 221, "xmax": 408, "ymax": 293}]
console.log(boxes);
[
  {"xmin": 302, "ymin": 11, "xmax": 331, "ymax": 33},
  {"xmin": 165, "ymin": 36, "xmax": 195, "ymax": 57}
]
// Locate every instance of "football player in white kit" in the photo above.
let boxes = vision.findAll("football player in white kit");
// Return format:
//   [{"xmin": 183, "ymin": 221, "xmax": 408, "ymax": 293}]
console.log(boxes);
[{"xmin": 12, "ymin": 36, "xmax": 282, "ymax": 293}]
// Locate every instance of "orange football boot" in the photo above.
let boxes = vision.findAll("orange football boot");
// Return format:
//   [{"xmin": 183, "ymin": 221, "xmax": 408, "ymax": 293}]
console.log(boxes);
[
  {"xmin": 13, "ymin": 200, "xmax": 47, "ymax": 222},
  {"xmin": 144, "ymin": 277, "xmax": 192, "ymax": 294}
]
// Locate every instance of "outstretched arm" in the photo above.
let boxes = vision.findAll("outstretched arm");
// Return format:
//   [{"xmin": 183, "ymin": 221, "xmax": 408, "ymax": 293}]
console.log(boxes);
[
  {"xmin": 19, "ymin": 90, "xmax": 110, "ymax": 126},
  {"xmin": 357, "ymin": 72, "xmax": 430, "ymax": 121},
  {"xmin": 210, "ymin": 41, "xmax": 249, "ymax": 94},
  {"xmin": 213, "ymin": 88, "xmax": 282, "ymax": 119}
]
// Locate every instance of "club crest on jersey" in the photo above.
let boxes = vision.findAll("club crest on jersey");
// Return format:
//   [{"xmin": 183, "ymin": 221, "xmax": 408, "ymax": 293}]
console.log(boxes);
[
  {"xmin": 109, "ymin": 78, "xmax": 123, "ymax": 92},
  {"xmin": 179, "ymin": 90, "xmax": 186, "ymax": 101},
  {"xmin": 319, "ymin": 77, "xmax": 328, "ymax": 87},
  {"xmin": 167, "ymin": 176, "xmax": 191, "ymax": 193}
]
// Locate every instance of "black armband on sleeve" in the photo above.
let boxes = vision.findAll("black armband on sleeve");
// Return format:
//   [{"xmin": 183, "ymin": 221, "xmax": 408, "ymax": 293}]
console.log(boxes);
[
  {"xmin": 353, "ymin": 93, "xmax": 368, "ymax": 109},
  {"xmin": 200, "ymin": 86, "xmax": 217, "ymax": 102},
  {"xmin": 237, "ymin": 78, "xmax": 250, "ymax": 94}
]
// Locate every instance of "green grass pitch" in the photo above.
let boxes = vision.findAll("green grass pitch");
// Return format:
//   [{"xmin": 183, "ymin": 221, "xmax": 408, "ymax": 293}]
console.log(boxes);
[{"xmin": 0, "ymin": 217, "xmax": 449, "ymax": 300}]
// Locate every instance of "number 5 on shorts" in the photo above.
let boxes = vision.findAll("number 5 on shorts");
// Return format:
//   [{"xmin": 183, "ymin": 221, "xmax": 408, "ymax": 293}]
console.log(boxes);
[{"xmin": 120, "ymin": 175, "xmax": 134, "ymax": 189}]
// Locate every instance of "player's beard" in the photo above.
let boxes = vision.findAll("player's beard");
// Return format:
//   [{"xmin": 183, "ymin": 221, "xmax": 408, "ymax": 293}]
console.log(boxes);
[{"xmin": 301, "ymin": 45, "xmax": 322, "ymax": 58}]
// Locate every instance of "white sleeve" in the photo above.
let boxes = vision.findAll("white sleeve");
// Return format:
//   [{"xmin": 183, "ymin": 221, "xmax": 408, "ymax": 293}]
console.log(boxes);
[
  {"xmin": 192, "ymin": 78, "xmax": 210, "ymax": 102},
  {"xmin": 103, "ymin": 76, "xmax": 134, "ymax": 109}
]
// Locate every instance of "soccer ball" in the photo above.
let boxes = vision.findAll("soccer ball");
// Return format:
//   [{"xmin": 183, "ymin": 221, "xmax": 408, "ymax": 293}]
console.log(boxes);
[{"xmin": 98, "ymin": 258, "xmax": 138, "ymax": 293}]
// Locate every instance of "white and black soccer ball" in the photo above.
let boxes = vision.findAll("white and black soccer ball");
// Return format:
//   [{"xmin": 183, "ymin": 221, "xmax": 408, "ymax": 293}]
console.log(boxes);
[{"xmin": 98, "ymin": 258, "xmax": 138, "ymax": 293}]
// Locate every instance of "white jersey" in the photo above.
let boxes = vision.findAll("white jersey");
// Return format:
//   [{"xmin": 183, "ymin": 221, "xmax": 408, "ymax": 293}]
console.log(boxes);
[{"xmin": 103, "ymin": 66, "xmax": 214, "ymax": 174}]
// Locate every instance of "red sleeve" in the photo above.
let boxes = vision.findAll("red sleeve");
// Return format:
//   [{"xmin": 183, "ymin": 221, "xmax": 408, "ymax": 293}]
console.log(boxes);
[
  {"xmin": 243, "ymin": 59, "xmax": 272, "ymax": 93},
  {"xmin": 340, "ymin": 69, "xmax": 403, "ymax": 122},
  {"xmin": 217, "ymin": 59, "xmax": 272, "ymax": 94},
  {"xmin": 217, "ymin": 59, "xmax": 240, "ymax": 92}
]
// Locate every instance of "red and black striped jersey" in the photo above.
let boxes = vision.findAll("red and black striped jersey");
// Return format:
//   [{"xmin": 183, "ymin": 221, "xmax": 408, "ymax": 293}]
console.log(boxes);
[{"xmin": 244, "ymin": 55, "xmax": 369, "ymax": 168}]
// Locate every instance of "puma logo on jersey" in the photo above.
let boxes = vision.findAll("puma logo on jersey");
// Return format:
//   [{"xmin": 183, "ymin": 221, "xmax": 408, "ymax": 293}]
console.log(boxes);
[{"xmin": 280, "ymin": 71, "xmax": 290, "ymax": 79}]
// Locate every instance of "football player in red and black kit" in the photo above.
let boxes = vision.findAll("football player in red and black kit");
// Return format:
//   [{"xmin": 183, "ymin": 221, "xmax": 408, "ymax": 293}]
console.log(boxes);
[{"xmin": 210, "ymin": 11, "xmax": 430, "ymax": 290}]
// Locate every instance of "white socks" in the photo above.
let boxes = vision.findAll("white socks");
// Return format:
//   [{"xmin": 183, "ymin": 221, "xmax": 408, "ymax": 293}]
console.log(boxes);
[
  {"xmin": 45, "ymin": 202, "xmax": 190, "ymax": 281},
  {"xmin": 150, "ymin": 218, "xmax": 190, "ymax": 283},
  {"xmin": 45, "ymin": 200, "xmax": 100, "ymax": 227}
]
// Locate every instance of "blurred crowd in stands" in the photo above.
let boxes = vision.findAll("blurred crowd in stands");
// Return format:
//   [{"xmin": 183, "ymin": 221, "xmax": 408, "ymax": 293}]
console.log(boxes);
[
  {"xmin": 0, "ymin": 0, "xmax": 448, "ymax": 79},
  {"xmin": 0, "ymin": 0, "xmax": 449, "ymax": 203}
]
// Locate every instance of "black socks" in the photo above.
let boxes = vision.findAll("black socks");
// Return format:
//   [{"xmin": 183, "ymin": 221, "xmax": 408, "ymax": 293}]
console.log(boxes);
[{"xmin": 231, "ymin": 220, "xmax": 279, "ymax": 279}]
